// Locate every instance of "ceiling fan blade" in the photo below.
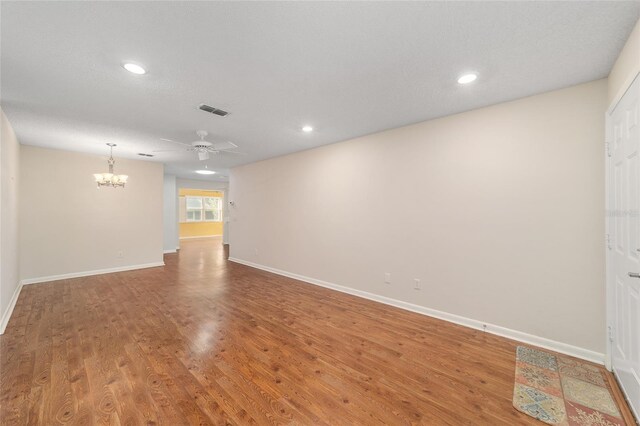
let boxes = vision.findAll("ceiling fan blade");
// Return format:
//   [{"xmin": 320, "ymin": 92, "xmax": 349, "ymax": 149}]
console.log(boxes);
[
  {"xmin": 210, "ymin": 141, "xmax": 238, "ymax": 151},
  {"xmin": 219, "ymin": 150, "xmax": 247, "ymax": 156},
  {"xmin": 152, "ymin": 149, "xmax": 183, "ymax": 153}
]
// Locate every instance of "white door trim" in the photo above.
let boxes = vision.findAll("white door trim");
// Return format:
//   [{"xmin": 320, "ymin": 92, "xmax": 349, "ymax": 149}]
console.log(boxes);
[
  {"xmin": 605, "ymin": 108, "xmax": 613, "ymax": 372},
  {"xmin": 605, "ymin": 71, "xmax": 640, "ymax": 373}
]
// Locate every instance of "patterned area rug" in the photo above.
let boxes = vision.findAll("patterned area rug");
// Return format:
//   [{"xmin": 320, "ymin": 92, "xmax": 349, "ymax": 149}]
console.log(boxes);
[{"xmin": 513, "ymin": 346, "xmax": 627, "ymax": 425}]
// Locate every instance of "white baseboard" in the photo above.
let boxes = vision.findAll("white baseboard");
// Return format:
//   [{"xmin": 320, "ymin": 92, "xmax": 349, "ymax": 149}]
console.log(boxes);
[
  {"xmin": 21, "ymin": 262, "xmax": 165, "ymax": 285},
  {"xmin": 0, "ymin": 282, "xmax": 23, "ymax": 335},
  {"xmin": 229, "ymin": 257, "xmax": 604, "ymax": 365},
  {"xmin": 163, "ymin": 249, "xmax": 177, "ymax": 254},
  {"xmin": 179, "ymin": 235, "xmax": 221, "ymax": 240}
]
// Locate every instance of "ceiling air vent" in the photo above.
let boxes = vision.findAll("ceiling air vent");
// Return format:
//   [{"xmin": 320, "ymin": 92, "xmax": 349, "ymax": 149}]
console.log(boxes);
[
  {"xmin": 199, "ymin": 104, "xmax": 229, "ymax": 117},
  {"xmin": 138, "ymin": 153, "xmax": 154, "ymax": 157}
]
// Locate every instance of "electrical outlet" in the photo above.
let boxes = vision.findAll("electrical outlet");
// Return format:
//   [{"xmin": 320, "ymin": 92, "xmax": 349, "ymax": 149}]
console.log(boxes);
[
  {"xmin": 384, "ymin": 273, "xmax": 391, "ymax": 284},
  {"xmin": 117, "ymin": 250, "xmax": 123, "ymax": 259},
  {"xmin": 414, "ymin": 278, "xmax": 421, "ymax": 290}
]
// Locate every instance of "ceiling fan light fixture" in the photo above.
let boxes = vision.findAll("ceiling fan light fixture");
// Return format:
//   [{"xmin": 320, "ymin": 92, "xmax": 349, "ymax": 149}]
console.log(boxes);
[
  {"xmin": 196, "ymin": 164, "xmax": 216, "ymax": 175},
  {"xmin": 457, "ymin": 73, "xmax": 478, "ymax": 84},
  {"xmin": 123, "ymin": 62, "xmax": 146, "ymax": 75}
]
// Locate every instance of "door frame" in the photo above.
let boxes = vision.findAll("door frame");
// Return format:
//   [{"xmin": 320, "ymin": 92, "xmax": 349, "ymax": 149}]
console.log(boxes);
[
  {"xmin": 176, "ymin": 187, "xmax": 227, "ymax": 244},
  {"xmin": 605, "ymin": 70, "xmax": 640, "ymax": 372}
]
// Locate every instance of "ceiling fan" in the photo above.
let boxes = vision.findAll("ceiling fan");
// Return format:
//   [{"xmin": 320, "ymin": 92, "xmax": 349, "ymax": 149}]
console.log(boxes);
[{"xmin": 154, "ymin": 130, "xmax": 245, "ymax": 160}]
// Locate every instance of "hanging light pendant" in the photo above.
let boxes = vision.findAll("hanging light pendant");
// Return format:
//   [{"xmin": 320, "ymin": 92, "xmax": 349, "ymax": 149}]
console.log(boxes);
[{"xmin": 93, "ymin": 143, "xmax": 128, "ymax": 188}]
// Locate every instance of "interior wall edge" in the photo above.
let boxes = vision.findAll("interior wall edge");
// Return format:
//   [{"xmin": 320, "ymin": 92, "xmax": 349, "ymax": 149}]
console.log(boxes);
[
  {"xmin": 0, "ymin": 108, "xmax": 21, "ymax": 332},
  {"xmin": 0, "ymin": 281, "xmax": 23, "ymax": 335},
  {"xmin": 20, "ymin": 261, "xmax": 165, "ymax": 286},
  {"xmin": 608, "ymin": 17, "xmax": 640, "ymax": 104},
  {"xmin": 229, "ymin": 257, "xmax": 605, "ymax": 365},
  {"xmin": 163, "ymin": 174, "xmax": 179, "ymax": 253},
  {"xmin": 607, "ymin": 71, "xmax": 640, "ymax": 115}
]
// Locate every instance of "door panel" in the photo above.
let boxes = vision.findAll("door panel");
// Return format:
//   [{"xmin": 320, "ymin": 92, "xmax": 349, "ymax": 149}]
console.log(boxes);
[
  {"xmin": 629, "ymin": 152, "xmax": 638, "ymax": 259},
  {"xmin": 609, "ymin": 74, "xmax": 640, "ymax": 418},
  {"xmin": 615, "ymin": 158, "xmax": 625, "ymax": 254}
]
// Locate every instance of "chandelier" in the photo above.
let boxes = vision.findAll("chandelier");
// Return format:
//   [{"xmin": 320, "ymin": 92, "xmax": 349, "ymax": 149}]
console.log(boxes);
[{"xmin": 93, "ymin": 143, "xmax": 128, "ymax": 188}]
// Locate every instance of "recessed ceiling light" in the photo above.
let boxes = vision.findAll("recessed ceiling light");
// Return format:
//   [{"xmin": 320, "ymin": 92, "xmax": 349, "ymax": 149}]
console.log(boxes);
[
  {"xmin": 195, "ymin": 169, "xmax": 216, "ymax": 175},
  {"xmin": 302, "ymin": 125, "xmax": 313, "ymax": 133},
  {"xmin": 123, "ymin": 63, "xmax": 146, "ymax": 75},
  {"xmin": 457, "ymin": 73, "xmax": 477, "ymax": 84}
]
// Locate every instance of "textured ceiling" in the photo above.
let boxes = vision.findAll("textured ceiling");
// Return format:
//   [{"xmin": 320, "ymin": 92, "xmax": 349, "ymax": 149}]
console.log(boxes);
[{"xmin": 2, "ymin": 1, "xmax": 639, "ymax": 181}]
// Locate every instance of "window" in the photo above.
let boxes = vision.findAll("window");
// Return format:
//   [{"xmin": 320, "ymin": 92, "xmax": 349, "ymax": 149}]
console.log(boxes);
[
  {"xmin": 184, "ymin": 196, "xmax": 222, "ymax": 222},
  {"xmin": 186, "ymin": 197, "xmax": 203, "ymax": 221},
  {"xmin": 204, "ymin": 197, "xmax": 222, "ymax": 221}
]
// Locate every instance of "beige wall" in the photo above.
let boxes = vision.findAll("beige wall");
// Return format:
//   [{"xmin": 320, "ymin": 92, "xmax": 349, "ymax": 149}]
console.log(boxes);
[
  {"xmin": 20, "ymin": 146, "xmax": 164, "ymax": 281},
  {"xmin": 0, "ymin": 109, "xmax": 21, "ymax": 328},
  {"xmin": 230, "ymin": 79, "xmax": 608, "ymax": 354},
  {"xmin": 609, "ymin": 18, "xmax": 640, "ymax": 105},
  {"xmin": 176, "ymin": 178, "xmax": 228, "ymax": 192}
]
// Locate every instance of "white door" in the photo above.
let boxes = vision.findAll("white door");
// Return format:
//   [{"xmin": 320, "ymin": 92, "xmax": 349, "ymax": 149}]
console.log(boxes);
[{"xmin": 608, "ymin": 73, "xmax": 640, "ymax": 418}]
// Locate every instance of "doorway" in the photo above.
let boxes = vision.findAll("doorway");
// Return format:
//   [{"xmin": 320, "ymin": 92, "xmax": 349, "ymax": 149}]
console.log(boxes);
[
  {"xmin": 606, "ymin": 73, "xmax": 640, "ymax": 419},
  {"xmin": 178, "ymin": 188, "xmax": 225, "ymax": 245}
]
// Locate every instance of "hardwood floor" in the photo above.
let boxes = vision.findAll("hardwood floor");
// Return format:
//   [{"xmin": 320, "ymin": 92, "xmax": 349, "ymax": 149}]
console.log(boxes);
[{"xmin": 1, "ymin": 237, "xmax": 634, "ymax": 425}]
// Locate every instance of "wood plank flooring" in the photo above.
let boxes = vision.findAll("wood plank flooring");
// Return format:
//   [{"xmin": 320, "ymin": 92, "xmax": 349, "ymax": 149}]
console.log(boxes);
[{"xmin": 1, "ymin": 237, "xmax": 635, "ymax": 425}]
